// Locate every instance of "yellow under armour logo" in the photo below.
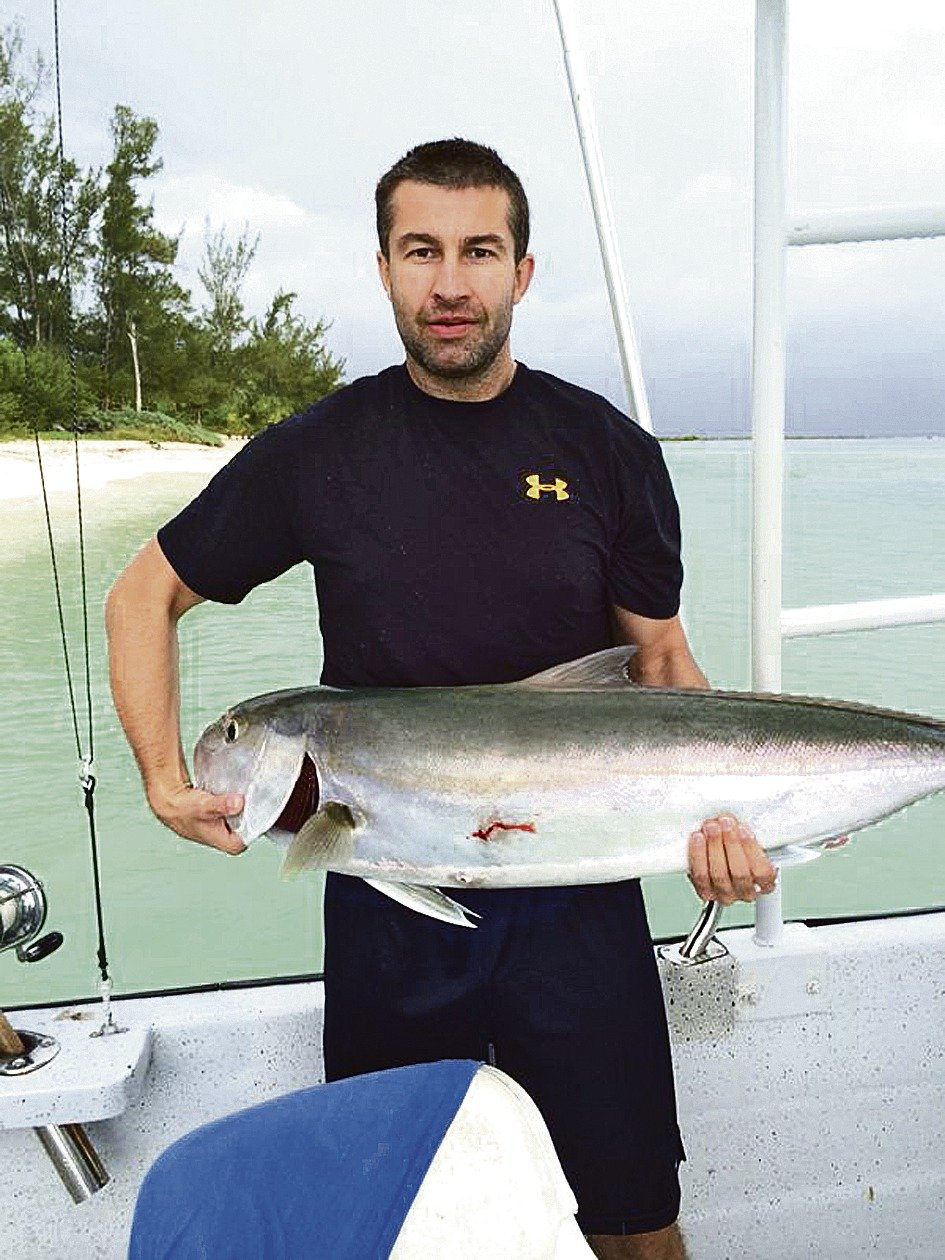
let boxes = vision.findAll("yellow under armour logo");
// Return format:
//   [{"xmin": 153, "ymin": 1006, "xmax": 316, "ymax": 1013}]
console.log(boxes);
[{"xmin": 524, "ymin": 474, "xmax": 570, "ymax": 501}]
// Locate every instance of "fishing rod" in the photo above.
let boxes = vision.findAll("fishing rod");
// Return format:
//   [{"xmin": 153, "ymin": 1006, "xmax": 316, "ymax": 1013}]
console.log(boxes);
[{"xmin": 24, "ymin": 0, "xmax": 122, "ymax": 1036}]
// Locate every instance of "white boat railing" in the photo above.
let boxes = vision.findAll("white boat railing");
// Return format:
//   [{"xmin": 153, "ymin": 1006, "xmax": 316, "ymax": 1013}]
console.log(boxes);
[
  {"xmin": 751, "ymin": 0, "xmax": 945, "ymax": 941},
  {"xmin": 782, "ymin": 593, "xmax": 945, "ymax": 640},
  {"xmin": 788, "ymin": 205, "xmax": 945, "ymax": 247},
  {"xmin": 555, "ymin": 0, "xmax": 945, "ymax": 949}
]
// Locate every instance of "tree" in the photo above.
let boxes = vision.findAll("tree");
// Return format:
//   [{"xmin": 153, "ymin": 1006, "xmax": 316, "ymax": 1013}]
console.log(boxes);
[
  {"xmin": 95, "ymin": 104, "xmax": 189, "ymax": 410},
  {"xmin": 0, "ymin": 25, "xmax": 99, "ymax": 352},
  {"xmin": 232, "ymin": 289, "xmax": 344, "ymax": 431},
  {"xmin": 198, "ymin": 220, "xmax": 259, "ymax": 357},
  {"xmin": 0, "ymin": 25, "xmax": 344, "ymax": 438}
]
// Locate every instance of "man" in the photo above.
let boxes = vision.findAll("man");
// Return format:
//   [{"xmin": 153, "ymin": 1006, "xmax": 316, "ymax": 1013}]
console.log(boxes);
[{"xmin": 107, "ymin": 139, "xmax": 775, "ymax": 1260}]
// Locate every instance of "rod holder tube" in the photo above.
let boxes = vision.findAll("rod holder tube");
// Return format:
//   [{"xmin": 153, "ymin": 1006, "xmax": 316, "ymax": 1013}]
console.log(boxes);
[
  {"xmin": 679, "ymin": 900, "xmax": 723, "ymax": 961},
  {"xmin": 34, "ymin": 1123, "xmax": 110, "ymax": 1202},
  {"xmin": 753, "ymin": 881, "xmax": 784, "ymax": 947}
]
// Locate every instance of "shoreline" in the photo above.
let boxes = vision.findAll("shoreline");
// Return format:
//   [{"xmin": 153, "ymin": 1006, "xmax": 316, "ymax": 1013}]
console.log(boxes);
[
  {"xmin": 0, "ymin": 431, "xmax": 938, "ymax": 505},
  {"xmin": 0, "ymin": 437, "xmax": 243, "ymax": 504}
]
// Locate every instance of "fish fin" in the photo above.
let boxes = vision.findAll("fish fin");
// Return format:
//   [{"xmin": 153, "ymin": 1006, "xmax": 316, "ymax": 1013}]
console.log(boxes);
[
  {"xmin": 513, "ymin": 645, "xmax": 640, "ymax": 691},
  {"xmin": 362, "ymin": 879, "xmax": 480, "ymax": 928},
  {"xmin": 281, "ymin": 802, "xmax": 356, "ymax": 878},
  {"xmin": 765, "ymin": 843, "xmax": 824, "ymax": 868}
]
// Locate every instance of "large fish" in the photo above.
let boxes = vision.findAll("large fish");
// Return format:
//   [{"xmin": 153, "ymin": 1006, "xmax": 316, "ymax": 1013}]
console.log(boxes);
[{"xmin": 193, "ymin": 647, "xmax": 945, "ymax": 926}]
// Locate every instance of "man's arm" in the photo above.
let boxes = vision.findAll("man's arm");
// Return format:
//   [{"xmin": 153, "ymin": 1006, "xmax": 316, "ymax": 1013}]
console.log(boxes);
[
  {"xmin": 612, "ymin": 606, "xmax": 776, "ymax": 905},
  {"xmin": 105, "ymin": 538, "xmax": 245, "ymax": 853}
]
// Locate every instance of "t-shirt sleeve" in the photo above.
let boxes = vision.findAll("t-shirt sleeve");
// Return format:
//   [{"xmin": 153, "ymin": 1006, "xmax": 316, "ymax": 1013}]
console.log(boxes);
[
  {"xmin": 607, "ymin": 439, "xmax": 683, "ymax": 619},
  {"xmin": 157, "ymin": 425, "xmax": 304, "ymax": 604}
]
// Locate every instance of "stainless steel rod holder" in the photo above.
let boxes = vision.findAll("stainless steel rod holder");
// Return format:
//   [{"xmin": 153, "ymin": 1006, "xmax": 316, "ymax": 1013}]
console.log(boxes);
[
  {"xmin": 679, "ymin": 900, "xmax": 723, "ymax": 961},
  {"xmin": 34, "ymin": 1123, "xmax": 110, "ymax": 1202}
]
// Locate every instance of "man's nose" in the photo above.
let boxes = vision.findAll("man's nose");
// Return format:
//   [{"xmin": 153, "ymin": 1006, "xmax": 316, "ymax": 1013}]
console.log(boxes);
[{"xmin": 431, "ymin": 255, "xmax": 470, "ymax": 304}]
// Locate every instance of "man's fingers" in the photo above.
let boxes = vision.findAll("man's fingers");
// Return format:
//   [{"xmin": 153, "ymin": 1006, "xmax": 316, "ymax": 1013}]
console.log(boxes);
[
  {"xmin": 705, "ymin": 818, "xmax": 735, "ymax": 905},
  {"xmin": 717, "ymin": 816, "xmax": 757, "ymax": 901},
  {"xmin": 201, "ymin": 818, "xmax": 247, "ymax": 855},
  {"xmin": 175, "ymin": 814, "xmax": 247, "ymax": 854},
  {"xmin": 191, "ymin": 788, "xmax": 244, "ymax": 821},
  {"xmin": 739, "ymin": 825, "xmax": 777, "ymax": 893},
  {"xmin": 152, "ymin": 783, "xmax": 247, "ymax": 853},
  {"xmin": 688, "ymin": 830, "xmax": 711, "ymax": 900},
  {"xmin": 687, "ymin": 814, "xmax": 778, "ymax": 904}
]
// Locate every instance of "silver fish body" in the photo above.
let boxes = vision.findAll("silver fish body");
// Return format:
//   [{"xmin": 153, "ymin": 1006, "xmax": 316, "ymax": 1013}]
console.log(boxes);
[{"xmin": 192, "ymin": 649, "xmax": 945, "ymax": 921}]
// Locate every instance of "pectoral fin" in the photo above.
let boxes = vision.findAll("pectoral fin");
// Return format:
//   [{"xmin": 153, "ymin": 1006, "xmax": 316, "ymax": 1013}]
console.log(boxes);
[
  {"xmin": 281, "ymin": 802, "xmax": 357, "ymax": 878},
  {"xmin": 362, "ymin": 879, "xmax": 481, "ymax": 928}
]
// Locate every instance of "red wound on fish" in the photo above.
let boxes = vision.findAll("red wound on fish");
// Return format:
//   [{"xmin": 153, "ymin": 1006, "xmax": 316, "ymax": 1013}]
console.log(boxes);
[
  {"xmin": 275, "ymin": 755, "xmax": 320, "ymax": 832},
  {"xmin": 472, "ymin": 820, "xmax": 537, "ymax": 841}
]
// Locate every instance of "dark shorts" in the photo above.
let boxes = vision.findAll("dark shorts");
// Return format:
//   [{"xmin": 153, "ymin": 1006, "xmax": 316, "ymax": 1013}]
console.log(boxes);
[{"xmin": 323, "ymin": 874, "xmax": 685, "ymax": 1236}]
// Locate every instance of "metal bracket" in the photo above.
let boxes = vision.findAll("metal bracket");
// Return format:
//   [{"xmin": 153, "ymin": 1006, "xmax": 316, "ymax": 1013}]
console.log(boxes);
[
  {"xmin": 0, "ymin": 1029, "xmax": 61, "ymax": 1077},
  {"xmin": 659, "ymin": 900, "xmax": 729, "ymax": 968}
]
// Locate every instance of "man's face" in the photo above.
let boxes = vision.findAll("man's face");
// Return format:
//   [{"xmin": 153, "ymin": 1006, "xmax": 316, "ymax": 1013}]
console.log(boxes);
[{"xmin": 377, "ymin": 180, "xmax": 534, "ymax": 380}]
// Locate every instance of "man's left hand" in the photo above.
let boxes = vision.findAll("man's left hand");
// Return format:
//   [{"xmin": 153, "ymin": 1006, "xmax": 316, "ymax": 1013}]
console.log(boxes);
[{"xmin": 688, "ymin": 814, "xmax": 777, "ymax": 905}]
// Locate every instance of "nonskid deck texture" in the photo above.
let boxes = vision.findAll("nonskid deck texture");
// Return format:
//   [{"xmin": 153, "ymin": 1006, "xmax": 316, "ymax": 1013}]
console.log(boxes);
[{"xmin": 4, "ymin": 911, "xmax": 945, "ymax": 1258}]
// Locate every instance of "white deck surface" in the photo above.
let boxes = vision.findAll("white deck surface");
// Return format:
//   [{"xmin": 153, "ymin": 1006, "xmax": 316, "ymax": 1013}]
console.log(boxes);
[{"xmin": 2, "ymin": 911, "xmax": 944, "ymax": 1258}]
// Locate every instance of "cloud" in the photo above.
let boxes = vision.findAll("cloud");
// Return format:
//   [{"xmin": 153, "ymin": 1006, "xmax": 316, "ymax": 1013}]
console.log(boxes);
[
  {"xmin": 154, "ymin": 173, "xmax": 308, "ymax": 241},
  {"xmin": 10, "ymin": 0, "xmax": 944, "ymax": 430}
]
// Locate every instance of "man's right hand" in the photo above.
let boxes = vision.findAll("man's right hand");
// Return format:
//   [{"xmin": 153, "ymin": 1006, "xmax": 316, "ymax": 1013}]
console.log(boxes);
[
  {"xmin": 147, "ymin": 782, "xmax": 247, "ymax": 854},
  {"xmin": 107, "ymin": 538, "xmax": 248, "ymax": 857}
]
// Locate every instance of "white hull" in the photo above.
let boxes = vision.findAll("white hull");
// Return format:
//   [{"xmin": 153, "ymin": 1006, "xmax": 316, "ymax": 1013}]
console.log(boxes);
[{"xmin": 3, "ymin": 911, "xmax": 944, "ymax": 1257}]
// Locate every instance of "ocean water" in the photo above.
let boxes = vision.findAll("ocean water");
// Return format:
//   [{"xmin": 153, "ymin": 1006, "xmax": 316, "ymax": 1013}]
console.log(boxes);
[{"xmin": 3, "ymin": 437, "xmax": 945, "ymax": 1008}]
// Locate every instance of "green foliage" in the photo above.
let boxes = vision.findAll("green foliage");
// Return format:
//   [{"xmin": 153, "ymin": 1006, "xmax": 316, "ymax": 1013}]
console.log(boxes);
[
  {"xmin": 94, "ymin": 103, "xmax": 192, "ymax": 410},
  {"xmin": 198, "ymin": 220, "xmax": 258, "ymax": 357},
  {"xmin": 230, "ymin": 290, "xmax": 345, "ymax": 432},
  {"xmin": 0, "ymin": 23, "xmax": 345, "ymax": 440},
  {"xmin": 0, "ymin": 335, "xmax": 95, "ymax": 432},
  {"xmin": 0, "ymin": 26, "xmax": 100, "ymax": 351},
  {"xmin": 80, "ymin": 407, "xmax": 223, "ymax": 445}
]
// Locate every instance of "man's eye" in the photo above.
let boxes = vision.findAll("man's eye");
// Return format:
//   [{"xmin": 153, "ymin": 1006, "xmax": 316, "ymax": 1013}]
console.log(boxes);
[
  {"xmin": 468, "ymin": 248, "xmax": 496, "ymax": 259},
  {"xmin": 407, "ymin": 248, "xmax": 435, "ymax": 259}
]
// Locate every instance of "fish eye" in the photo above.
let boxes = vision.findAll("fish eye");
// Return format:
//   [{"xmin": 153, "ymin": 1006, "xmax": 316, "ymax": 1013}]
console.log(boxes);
[{"xmin": 223, "ymin": 718, "xmax": 241, "ymax": 744}]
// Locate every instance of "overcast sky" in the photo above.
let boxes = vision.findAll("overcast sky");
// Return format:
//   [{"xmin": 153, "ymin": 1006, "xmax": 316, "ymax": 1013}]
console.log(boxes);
[{"xmin": 8, "ymin": 0, "xmax": 945, "ymax": 434}]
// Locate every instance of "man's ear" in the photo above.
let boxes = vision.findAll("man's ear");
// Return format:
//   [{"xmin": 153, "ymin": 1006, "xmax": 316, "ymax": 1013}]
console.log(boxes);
[
  {"xmin": 377, "ymin": 250, "xmax": 392, "ymax": 300},
  {"xmin": 513, "ymin": 253, "xmax": 535, "ymax": 305}
]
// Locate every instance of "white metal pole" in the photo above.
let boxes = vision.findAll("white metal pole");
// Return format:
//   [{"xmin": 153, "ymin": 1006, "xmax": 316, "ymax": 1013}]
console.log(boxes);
[
  {"xmin": 551, "ymin": 0, "xmax": 654, "ymax": 432},
  {"xmin": 751, "ymin": 0, "xmax": 788, "ymax": 695},
  {"xmin": 751, "ymin": 0, "xmax": 789, "ymax": 944}
]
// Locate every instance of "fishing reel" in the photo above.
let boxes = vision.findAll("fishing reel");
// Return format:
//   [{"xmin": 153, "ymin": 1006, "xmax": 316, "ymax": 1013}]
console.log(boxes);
[
  {"xmin": 1, "ymin": 864, "xmax": 64, "ymax": 1079},
  {"xmin": 0, "ymin": 865, "xmax": 110, "ymax": 1201},
  {"xmin": 0, "ymin": 864, "xmax": 64, "ymax": 963}
]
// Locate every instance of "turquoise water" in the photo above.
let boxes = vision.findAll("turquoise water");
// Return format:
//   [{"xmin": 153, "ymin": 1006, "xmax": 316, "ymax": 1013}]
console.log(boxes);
[{"xmin": 4, "ymin": 438, "xmax": 945, "ymax": 1008}]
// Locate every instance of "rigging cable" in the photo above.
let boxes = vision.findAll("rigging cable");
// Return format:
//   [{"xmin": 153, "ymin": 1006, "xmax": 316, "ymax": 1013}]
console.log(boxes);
[{"xmin": 29, "ymin": 0, "xmax": 113, "ymax": 996}]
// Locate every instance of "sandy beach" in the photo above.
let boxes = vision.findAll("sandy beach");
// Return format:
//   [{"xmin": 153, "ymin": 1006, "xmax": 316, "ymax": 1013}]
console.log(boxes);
[{"xmin": 0, "ymin": 437, "xmax": 243, "ymax": 503}]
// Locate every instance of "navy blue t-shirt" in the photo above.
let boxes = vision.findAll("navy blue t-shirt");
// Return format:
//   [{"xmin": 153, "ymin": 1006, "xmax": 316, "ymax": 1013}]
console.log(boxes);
[{"xmin": 158, "ymin": 363, "xmax": 682, "ymax": 688}]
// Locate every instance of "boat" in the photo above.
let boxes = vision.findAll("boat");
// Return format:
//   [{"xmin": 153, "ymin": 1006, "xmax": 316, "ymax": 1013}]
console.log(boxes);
[{"xmin": 3, "ymin": 1, "xmax": 945, "ymax": 1255}]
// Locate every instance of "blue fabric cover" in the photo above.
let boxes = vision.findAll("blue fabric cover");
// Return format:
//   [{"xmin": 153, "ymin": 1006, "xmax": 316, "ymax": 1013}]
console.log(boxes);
[{"xmin": 128, "ymin": 1059, "xmax": 481, "ymax": 1260}]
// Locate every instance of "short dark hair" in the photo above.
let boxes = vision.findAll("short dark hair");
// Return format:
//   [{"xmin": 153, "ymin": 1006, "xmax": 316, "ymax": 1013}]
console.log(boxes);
[{"xmin": 375, "ymin": 138, "xmax": 530, "ymax": 264}]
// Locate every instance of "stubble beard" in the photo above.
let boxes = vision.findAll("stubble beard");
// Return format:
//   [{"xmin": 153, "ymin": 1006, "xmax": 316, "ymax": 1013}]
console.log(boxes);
[{"xmin": 392, "ymin": 295, "xmax": 514, "ymax": 381}]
